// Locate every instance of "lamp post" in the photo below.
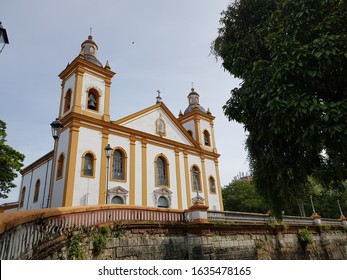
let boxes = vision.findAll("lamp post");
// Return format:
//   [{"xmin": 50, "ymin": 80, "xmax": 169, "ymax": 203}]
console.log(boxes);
[
  {"xmin": 104, "ymin": 144, "xmax": 112, "ymax": 204},
  {"xmin": 46, "ymin": 118, "xmax": 63, "ymax": 208},
  {"xmin": 0, "ymin": 22, "xmax": 9, "ymax": 54}
]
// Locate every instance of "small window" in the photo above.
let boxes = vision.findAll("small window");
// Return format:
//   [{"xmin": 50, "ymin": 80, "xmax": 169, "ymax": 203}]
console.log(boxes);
[
  {"xmin": 87, "ymin": 88, "xmax": 99, "ymax": 111},
  {"xmin": 158, "ymin": 196, "xmax": 169, "ymax": 208},
  {"xmin": 33, "ymin": 180, "xmax": 40, "ymax": 203},
  {"xmin": 64, "ymin": 89, "xmax": 72, "ymax": 113},
  {"xmin": 20, "ymin": 187, "xmax": 26, "ymax": 208},
  {"xmin": 203, "ymin": 130, "xmax": 211, "ymax": 146},
  {"xmin": 209, "ymin": 176, "xmax": 216, "ymax": 194},
  {"xmin": 57, "ymin": 154, "xmax": 65, "ymax": 179},
  {"xmin": 82, "ymin": 152, "xmax": 95, "ymax": 177},
  {"xmin": 191, "ymin": 165, "xmax": 202, "ymax": 192},
  {"xmin": 112, "ymin": 149, "xmax": 126, "ymax": 180},
  {"xmin": 111, "ymin": 196, "xmax": 124, "ymax": 204}
]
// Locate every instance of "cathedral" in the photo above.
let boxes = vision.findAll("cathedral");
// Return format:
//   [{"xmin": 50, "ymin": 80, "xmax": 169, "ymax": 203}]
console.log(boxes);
[{"xmin": 17, "ymin": 35, "xmax": 224, "ymax": 211}]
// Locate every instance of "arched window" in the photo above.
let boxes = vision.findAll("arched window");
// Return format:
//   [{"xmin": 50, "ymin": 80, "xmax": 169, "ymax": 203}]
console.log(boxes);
[
  {"xmin": 209, "ymin": 176, "xmax": 216, "ymax": 194},
  {"xmin": 82, "ymin": 152, "xmax": 95, "ymax": 177},
  {"xmin": 111, "ymin": 196, "xmax": 124, "ymax": 204},
  {"xmin": 112, "ymin": 149, "xmax": 126, "ymax": 180},
  {"xmin": 191, "ymin": 165, "xmax": 202, "ymax": 192},
  {"xmin": 64, "ymin": 89, "xmax": 72, "ymax": 114},
  {"xmin": 33, "ymin": 180, "xmax": 40, "ymax": 203},
  {"xmin": 87, "ymin": 88, "xmax": 99, "ymax": 111},
  {"xmin": 158, "ymin": 196, "xmax": 169, "ymax": 208},
  {"xmin": 20, "ymin": 187, "xmax": 26, "ymax": 208},
  {"xmin": 156, "ymin": 155, "xmax": 169, "ymax": 186},
  {"xmin": 56, "ymin": 153, "xmax": 65, "ymax": 179},
  {"xmin": 203, "ymin": 130, "xmax": 211, "ymax": 146}
]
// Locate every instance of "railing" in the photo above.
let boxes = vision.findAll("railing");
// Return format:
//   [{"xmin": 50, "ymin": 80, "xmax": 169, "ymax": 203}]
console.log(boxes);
[{"xmin": 207, "ymin": 210, "xmax": 345, "ymax": 226}]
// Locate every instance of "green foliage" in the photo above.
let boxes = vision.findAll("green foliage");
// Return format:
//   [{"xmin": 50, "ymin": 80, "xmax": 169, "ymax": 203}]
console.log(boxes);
[
  {"xmin": 213, "ymin": 0, "xmax": 347, "ymax": 216},
  {"xmin": 66, "ymin": 234, "xmax": 84, "ymax": 260},
  {"xmin": 92, "ymin": 225, "xmax": 111, "ymax": 256},
  {"xmin": 222, "ymin": 179, "xmax": 270, "ymax": 213},
  {"xmin": 297, "ymin": 228, "xmax": 313, "ymax": 246},
  {"xmin": 0, "ymin": 120, "xmax": 25, "ymax": 198}
]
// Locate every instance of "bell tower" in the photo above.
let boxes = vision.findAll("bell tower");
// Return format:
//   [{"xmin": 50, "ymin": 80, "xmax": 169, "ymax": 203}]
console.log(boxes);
[
  {"xmin": 178, "ymin": 87, "xmax": 217, "ymax": 153},
  {"xmin": 58, "ymin": 35, "xmax": 115, "ymax": 122}
]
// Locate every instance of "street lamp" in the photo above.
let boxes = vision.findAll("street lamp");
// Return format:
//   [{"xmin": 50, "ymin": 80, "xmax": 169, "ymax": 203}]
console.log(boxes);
[
  {"xmin": 46, "ymin": 118, "xmax": 63, "ymax": 208},
  {"xmin": 0, "ymin": 22, "xmax": 9, "ymax": 54},
  {"xmin": 104, "ymin": 144, "xmax": 112, "ymax": 204}
]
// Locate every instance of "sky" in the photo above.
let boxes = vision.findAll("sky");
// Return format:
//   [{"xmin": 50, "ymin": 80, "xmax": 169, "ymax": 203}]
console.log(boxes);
[{"xmin": 0, "ymin": 0, "xmax": 249, "ymax": 204}]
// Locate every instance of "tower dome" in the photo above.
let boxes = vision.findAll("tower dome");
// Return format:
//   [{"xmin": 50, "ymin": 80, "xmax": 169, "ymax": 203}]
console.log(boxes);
[
  {"xmin": 80, "ymin": 35, "xmax": 103, "ymax": 67},
  {"xmin": 183, "ymin": 87, "xmax": 207, "ymax": 115}
]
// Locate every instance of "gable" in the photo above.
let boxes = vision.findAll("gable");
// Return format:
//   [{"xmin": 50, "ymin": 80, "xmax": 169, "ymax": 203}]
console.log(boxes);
[{"xmin": 115, "ymin": 103, "xmax": 196, "ymax": 146}]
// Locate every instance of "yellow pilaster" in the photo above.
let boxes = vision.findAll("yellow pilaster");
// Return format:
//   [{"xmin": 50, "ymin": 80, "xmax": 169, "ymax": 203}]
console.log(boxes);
[
  {"xmin": 210, "ymin": 121, "xmax": 218, "ymax": 153},
  {"xmin": 175, "ymin": 148, "xmax": 183, "ymax": 209},
  {"xmin": 62, "ymin": 123, "xmax": 80, "ymax": 206},
  {"xmin": 200, "ymin": 156, "xmax": 209, "ymax": 207},
  {"xmin": 99, "ymin": 130, "xmax": 109, "ymax": 204},
  {"xmin": 214, "ymin": 159, "xmax": 224, "ymax": 211},
  {"xmin": 141, "ymin": 139, "xmax": 147, "ymax": 206},
  {"xmin": 72, "ymin": 69, "xmax": 84, "ymax": 114},
  {"xmin": 103, "ymin": 78, "xmax": 111, "ymax": 122},
  {"xmin": 194, "ymin": 116, "xmax": 201, "ymax": 145},
  {"xmin": 183, "ymin": 151, "xmax": 192, "ymax": 207},
  {"xmin": 129, "ymin": 136, "xmax": 136, "ymax": 205}
]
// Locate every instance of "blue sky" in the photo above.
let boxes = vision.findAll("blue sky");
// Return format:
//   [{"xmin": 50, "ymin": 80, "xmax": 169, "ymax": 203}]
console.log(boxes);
[{"xmin": 0, "ymin": 0, "xmax": 249, "ymax": 203}]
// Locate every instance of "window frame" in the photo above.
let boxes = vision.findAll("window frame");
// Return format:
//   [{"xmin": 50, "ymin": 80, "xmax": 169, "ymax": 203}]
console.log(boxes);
[
  {"xmin": 56, "ymin": 153, "xmax": 65, "ymax": 180},
  {"xmin": 33, "ymin": 179, "xmax": 40, "ymax": 203},
  {"xmin": 155, "ymin": 154, "xmax": 170, "ymax": 187},
  {"xmin": 81, "ymin": 151, "xmax": 96, "ymax": 178},
  {"xmin": 191, "ymin": 165, "xmax": 202, "ymax": 192},
  {"xmin": 110, "ymin": 147, "xmax": 127, "ymax": 182}
]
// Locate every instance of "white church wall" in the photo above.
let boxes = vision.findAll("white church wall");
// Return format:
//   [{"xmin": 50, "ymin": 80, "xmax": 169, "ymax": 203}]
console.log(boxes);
[
  {"xmin": 204, "ymin": 158, "xmax": 220, "ymax": 211},
  {"xmin": 51, "ymin": 128, "xmax": 70, "ymax": 208},
  {"xmin": 182, "ymin": 120, "xmax": 196, "ymax": 140},
  {"xmin": 20, "ymin": 159, "xmax": 52, "ymax": 211},
  {"xmin": 73, "ymin": 127, "xmax": 103, "ymax": 206},
  {"xmin": 134, "ymin": 140, "xmax": 143, "ymax": 206}
]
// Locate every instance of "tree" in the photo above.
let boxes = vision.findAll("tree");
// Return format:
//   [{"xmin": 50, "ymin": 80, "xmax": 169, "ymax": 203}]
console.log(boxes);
[
  {"xmin": 222, "ymin": 179, "xmax": 270, "ymax": 213},
  {"xmin": 0, "ymin": 120, "xmax": 25, "ymax": 199},
  {"xmin": 213, "ymin": 0, "xmax": 347, "ymax": 215}
]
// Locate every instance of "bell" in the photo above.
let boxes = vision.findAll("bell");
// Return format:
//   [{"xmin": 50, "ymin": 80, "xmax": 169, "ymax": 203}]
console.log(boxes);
[{"xmin": 88, "ymin": 94, "xmax": 97, "ymax": 110}]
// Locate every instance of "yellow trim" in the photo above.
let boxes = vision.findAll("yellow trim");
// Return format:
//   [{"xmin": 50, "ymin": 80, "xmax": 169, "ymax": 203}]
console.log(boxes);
[
  {"xmin": 129, "ymin": 136, "xmax": 136, "ymax": 205},
  {"xmin": 109, "ymin": 146, "xmax": 128, "ymax": 183},
  {"xmin": 183, "ymin": 152, "xmax": 191, "ymax": 207},
  {"xmin": 194, "ymin": 116, "xmax": 200, "ymax": 145},
  {"xmin": 214, "ymin": 159, "xmax": 224, "ymax": 211},
  {"xmin": 200, "ymin": 157, "xmax": 209, "ymax": 207},
  {"xmin": 63, "ymin": 89, "xmax": 72, "ymax": 115},
  {"xmin": 175, "ymin": 149, "xmax": 183, "ymax": 209},
  {"xmin": 62, "ymin": 124, "xmax": 80, "ymax": 207},
  {"xmin": 81, "ymin": 150, "xmax": 97, "ymax": 178},
  {"xmin": 154, "ymin": 153, "xmax": 170, "ymax": 187},
  {"xmin": 99, "ymin": 131, "xmax": 109, "ymax": 204},
  {"xmin": 141, "ymin": 139, "xmax": 147, "ymax": 206},
  {"xmin": 210, "ymin": 121, "xmax": 217, "ymax": 153},
  {"xmin": 72, "ymin": 69, "xmax": 84, "ymax": 115},
  {"xmin": 103, "ymin": 78, "xmax": 111, "ymax": 122}
]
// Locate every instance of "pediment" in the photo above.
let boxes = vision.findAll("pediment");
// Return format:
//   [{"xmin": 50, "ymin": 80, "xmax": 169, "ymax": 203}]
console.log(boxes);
[
  {"xmin": 114, "ymin": 103, "xmax": 198, "ymax": 147},
  {"xmin": 153, "ymin": 187, "xmax": 173, "ymax": 196},
  {"xmin": 108, "ymin": 186, "xmax": 128, "ymax": 195}
]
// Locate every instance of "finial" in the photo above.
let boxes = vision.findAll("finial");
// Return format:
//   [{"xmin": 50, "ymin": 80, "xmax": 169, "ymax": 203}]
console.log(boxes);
[
  {"xmin": 90, "ymin": 27, "xmax": 92, "ymax": 36},
  {"xmin": 156, "ymin": 89, "xmax": 162, "ymax": 104},
  {"xmin": 191, "ymin": 82, "xmax": 195, "ymax": 92},
  {"xmin": 179, "ymin": 110, "xmax": 183, "ymax": 117},
  {"xmin": 207, "ymin": 108, "xmax": 211, "ymax": 115},
  {"xmin": 105, "ymin": 60, "xmax": 111, "ymax": 70}
]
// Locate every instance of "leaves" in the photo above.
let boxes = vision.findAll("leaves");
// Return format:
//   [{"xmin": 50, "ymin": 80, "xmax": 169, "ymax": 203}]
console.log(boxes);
[
  {"xmin": 0, "ymin": 120, "xmax": 25, "ymax": 199},
  {"xmin": 213, "ymin": 0, "xmax": 347, "ymax": 215}
]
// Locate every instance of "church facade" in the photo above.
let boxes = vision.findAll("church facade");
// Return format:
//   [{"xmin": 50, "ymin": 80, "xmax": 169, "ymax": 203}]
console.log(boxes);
[{"xmin": 18, "ymin": 36, "xmax": 224, "ymax": 211}]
